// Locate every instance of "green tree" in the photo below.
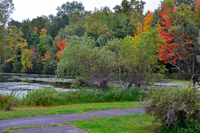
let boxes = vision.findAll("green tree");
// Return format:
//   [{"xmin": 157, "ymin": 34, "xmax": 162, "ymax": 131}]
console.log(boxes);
[
  {"xmin": 57, "ymin": 36, "xmax": 116, "ymax": 90},
  {"xmin": 29, "ymin": 26, "xmax": 39, "ymax": 49},
  {"xmin": 85, "ymin": 7, "xmax": 113, "ymax": 44},
  {"xmin": 69, "ymin": 11, "xmax": 91, "ymax": 25},
  {"xmin": 38, "ymin": 28, "xmax": 52, "ymax": 55},
  {"xmin": 120, "ymin": 27, "xmax": 165, "ymax": 87},
  {"xmin": 0, "ymin": 0, "xmax": 14, "ymax": 63},
  {"xmin": 8, "ymin": 25, "xmax": 23, "ymax": 62},
  {"xmin": 113, "ymin": 0, "xmax": 146, "ymax": 36},
  {"xmin": 107, "ymin": 13, "xmax": 127, "ymax": 39},
  {"xmin": 0, "ymin": 0, "xmax": 14, "ymax": 25}
]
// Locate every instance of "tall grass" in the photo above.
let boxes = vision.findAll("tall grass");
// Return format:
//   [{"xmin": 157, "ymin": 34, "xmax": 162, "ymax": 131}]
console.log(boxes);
[
  {"xmin": 22, "ymin": 87, "xmax": 150, "ymax": 106},
  {"xmin": 1, "ymin": 87, "xmax": 151, "ymax": 108},
  {"xmin": 0, "ymin": 94, "xmax": 18, "ymax": 110}
]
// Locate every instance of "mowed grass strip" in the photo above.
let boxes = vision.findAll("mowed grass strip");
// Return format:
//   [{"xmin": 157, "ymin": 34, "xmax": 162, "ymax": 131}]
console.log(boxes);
[
  {"xmin": 69, "ymin": 113, "xmax": 159, "ymax": 133},
  {"xmin": 0, "ymin": 102, "xmax": 139, "ymax": 120}
]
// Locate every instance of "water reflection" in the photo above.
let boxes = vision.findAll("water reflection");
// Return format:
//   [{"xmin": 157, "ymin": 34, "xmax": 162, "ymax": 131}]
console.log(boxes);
[{"xmin": 0, "ymin": 73, "xmax": 74, "ymax": 97}]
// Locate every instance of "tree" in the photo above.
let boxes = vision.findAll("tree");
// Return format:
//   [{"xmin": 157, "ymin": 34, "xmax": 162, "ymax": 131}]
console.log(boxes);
[
  {"xmin": 56, "ymin": 1, "xmax": 85, "ymax": 17},
  {"xmin": 191, "ymin": 0, "xmax": 200, "ymax": 28},
  {"xmin": 113, "ymin": 0, "xmax": 146, "ymax": 36},
  {"xmin": 38, "ymin": 28, "xmax": 52, "ymax": 55},
  {"xmin": 69, "ymin": 11, "xmax": 91, "ymax": 25},
  {"xmin": 29, "ymin": 26, "xmax": 39, "ymax": 49},
  {"xmin": 133, "ymin": 10, "xmax": 153, "ymax": 41},
  {"xmin": 158, "ymin": 1, "xmax": 200, "ymax": 75},
  {"xmin": 8, "ymin": 25, "xmax": 23, "ymax": 62},
  {"xmin": 57, "ymin": 36, "xmax": 116, "ymax": 90},
  {"xmin": 31, "ymin": 16, "xmax": 49, "ymax": 31},
  {"xmin": 107, "ymin": 13, "xmax": 127, "ymax": 39},
  {"xmin": 56, "ymin": 37, "xmax": 67, "ymax": 57},
  {"xmin": 120, "ymin": 27, "xmax": 165, "ymax": 87},
  {"xmin": 0, "ymin": 0, "xmax": 14, "ymax": 25},
  {"xmin": 58, "ymin": 24, "xmax": 86, "ymax": 38},
  {"xmin": 0, "ymin": 0, "xmax": 14, "ymax": 63},
  {"xmin": 21, "ymin": 48, "xmax": 33, "ymax": 72},
  {"xmin": 85, "ymin": 7, "xmax": 113, "ymax": 44}
]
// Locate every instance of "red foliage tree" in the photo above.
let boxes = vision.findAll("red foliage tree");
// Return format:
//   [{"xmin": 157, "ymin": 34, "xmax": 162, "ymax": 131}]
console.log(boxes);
[
  {"xmin": 157, "ymin": 2, "xmax": 195, "ymax": 74},
  {"xmin": 56, "ymin": 37, "xmax": 68, "ymax": 57}
]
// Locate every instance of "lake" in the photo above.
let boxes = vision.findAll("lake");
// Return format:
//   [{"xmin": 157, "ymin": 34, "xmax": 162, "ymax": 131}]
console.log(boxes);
[{"xmin": 0, "ymin": 73, "xmax": 75, "ymax": 98}]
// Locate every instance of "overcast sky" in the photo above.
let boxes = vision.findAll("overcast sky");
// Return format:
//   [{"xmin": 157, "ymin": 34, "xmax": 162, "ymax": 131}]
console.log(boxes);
[{"xmin": 11, "ymin": 0, "xmax": 162, "ymax": 22}]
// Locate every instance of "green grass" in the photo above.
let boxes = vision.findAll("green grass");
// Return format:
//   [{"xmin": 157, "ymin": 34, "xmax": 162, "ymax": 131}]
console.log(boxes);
[
  {"xmin": 21, "ymin": 87, "xmax": 149, "ymax": 106},
  {"xmin": 69, "ymin": 114, "xmax": 159, "ymax": 133},
  {"xmin": 0, "ymin": 102, "xmax": 139, "ymax": 120}
]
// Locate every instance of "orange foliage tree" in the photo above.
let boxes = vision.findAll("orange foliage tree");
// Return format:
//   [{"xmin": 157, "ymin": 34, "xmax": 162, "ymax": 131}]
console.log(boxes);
[{"xmin": 133, "ymin": 10, "xmax": 153, "ymax": 41}]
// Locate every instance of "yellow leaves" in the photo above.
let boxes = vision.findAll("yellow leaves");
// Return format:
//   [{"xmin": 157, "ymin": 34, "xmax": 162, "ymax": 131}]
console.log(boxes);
[
  {"xmin": 17, "ymin": 39, "xmax": 28, "ymax": 48},
  {"xmin": 21, "ymin": 49, "xmax": 33, "ymax": 70},
  {"xmin": 131, "ymin": 11, "xmax": 153, "ymax": 41},
  {"xmin": 39, "ymin": 28, "xmax": 47, "ymax": 39}
]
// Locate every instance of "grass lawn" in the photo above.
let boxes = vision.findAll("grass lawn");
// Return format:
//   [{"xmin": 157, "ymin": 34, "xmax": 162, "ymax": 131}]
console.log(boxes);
[
  {"xmin": 0, "ymin": 102, "xmax": 139, "ymax": 120},
  {"xmin": 69, "ymin": 113, "xmax": 159, "ymax": 133}
]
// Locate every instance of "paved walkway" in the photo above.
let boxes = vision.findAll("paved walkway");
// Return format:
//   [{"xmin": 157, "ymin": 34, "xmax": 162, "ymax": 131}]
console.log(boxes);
[{"xmin": 0, "ymin": 108, "xmax": 144, "ymax": 133}]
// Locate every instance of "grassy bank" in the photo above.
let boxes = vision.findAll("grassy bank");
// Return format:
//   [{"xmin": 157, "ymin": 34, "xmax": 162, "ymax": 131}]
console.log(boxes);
[
  {"xmin": 0, "ymin": 102, "xmax": 139, "ymax": 120},
  {"xmin": 0, "ymin": 87, "xmax": 150, "ymax": 110}
]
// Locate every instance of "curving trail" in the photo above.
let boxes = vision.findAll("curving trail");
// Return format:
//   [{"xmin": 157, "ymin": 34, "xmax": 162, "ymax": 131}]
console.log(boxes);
[{"xmin": 0, "ymin": 108, "xmax": 144, "ymax": 133}]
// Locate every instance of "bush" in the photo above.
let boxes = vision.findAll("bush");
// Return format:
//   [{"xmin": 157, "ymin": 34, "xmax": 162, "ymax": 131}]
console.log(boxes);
[
  {"xmin": 164, "ymin": 73, "xmax": 191, "ymax": 80},
  {"xmin": 12, "ymin": 61, "xmax": 22, "ymax": 73},
  {"xmin": 0, "ymin": 94, "xmax": 16, "ymax": 110},
  {"xmin": 1, "ymin": 62, "xmax": 13, "ymax": 73},
  {"xmin": 142, "ymin": 86, "xmax": 200, "ymax": 132}
]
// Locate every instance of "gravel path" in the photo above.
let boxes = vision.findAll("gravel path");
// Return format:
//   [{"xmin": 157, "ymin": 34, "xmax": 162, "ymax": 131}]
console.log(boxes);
[{"xmin": 0, "ymin": 108, "xmax": 145, "ymax": 133}]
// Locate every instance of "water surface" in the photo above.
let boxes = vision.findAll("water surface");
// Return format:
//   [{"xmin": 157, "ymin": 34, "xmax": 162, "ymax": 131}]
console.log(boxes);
[{"xmin": 0, "ymin": 73, "xmax": 74, "ymax": 97}]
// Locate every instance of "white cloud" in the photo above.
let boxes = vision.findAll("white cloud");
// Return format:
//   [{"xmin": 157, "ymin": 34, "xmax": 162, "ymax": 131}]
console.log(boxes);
[{"xmin": 11, "ymin": 0, "xmax": 161, "ymax": 22}]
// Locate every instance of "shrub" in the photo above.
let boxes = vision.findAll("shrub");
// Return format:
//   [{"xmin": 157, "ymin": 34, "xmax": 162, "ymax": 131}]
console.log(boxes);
[
  {"xmin": 164, "ymin": 73, "xmax": 191, "ymax": 80},
  {"xmin": 0, "ymin": 94, "xmax": 16, "ymax": 110},
  {"xmin": 142, "ymin": 86, "xmax": 200, "ymax": 132}
]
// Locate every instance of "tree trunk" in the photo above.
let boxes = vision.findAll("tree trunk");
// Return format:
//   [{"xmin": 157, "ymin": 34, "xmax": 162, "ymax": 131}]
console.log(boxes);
[
  {"xmin": 128, "ymin": 79, "xmax": 133, "ymax": 88},
  {"xmin": 15, "ymin": 41, "xmax": 17, "ymax": 62},
  {"xmin": 100, "ymin": 79, "xmax": 108, "ymax": 91}
]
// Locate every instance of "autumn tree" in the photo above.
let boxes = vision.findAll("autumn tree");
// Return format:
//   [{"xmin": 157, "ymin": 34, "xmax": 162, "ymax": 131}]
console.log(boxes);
[
  {"xmin": 133, "ymin": 10, "xmax": 153, "ymax": 41},
  {"xmin": 158, "ymin": 0, "xmax": 200, "ymax": 75},
  {"xmin": 56, "ymin": 37, "xmax": 68, "ymax": 57},
  {"xmin": 8, "ymin": 25, "xmax": 23, "ymax": 62}
]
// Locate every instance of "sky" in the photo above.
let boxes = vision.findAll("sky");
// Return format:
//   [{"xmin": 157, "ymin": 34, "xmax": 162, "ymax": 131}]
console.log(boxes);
[{"xmin": 11, "ymin": 0, "xmax": 162, "ymax": 22}]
